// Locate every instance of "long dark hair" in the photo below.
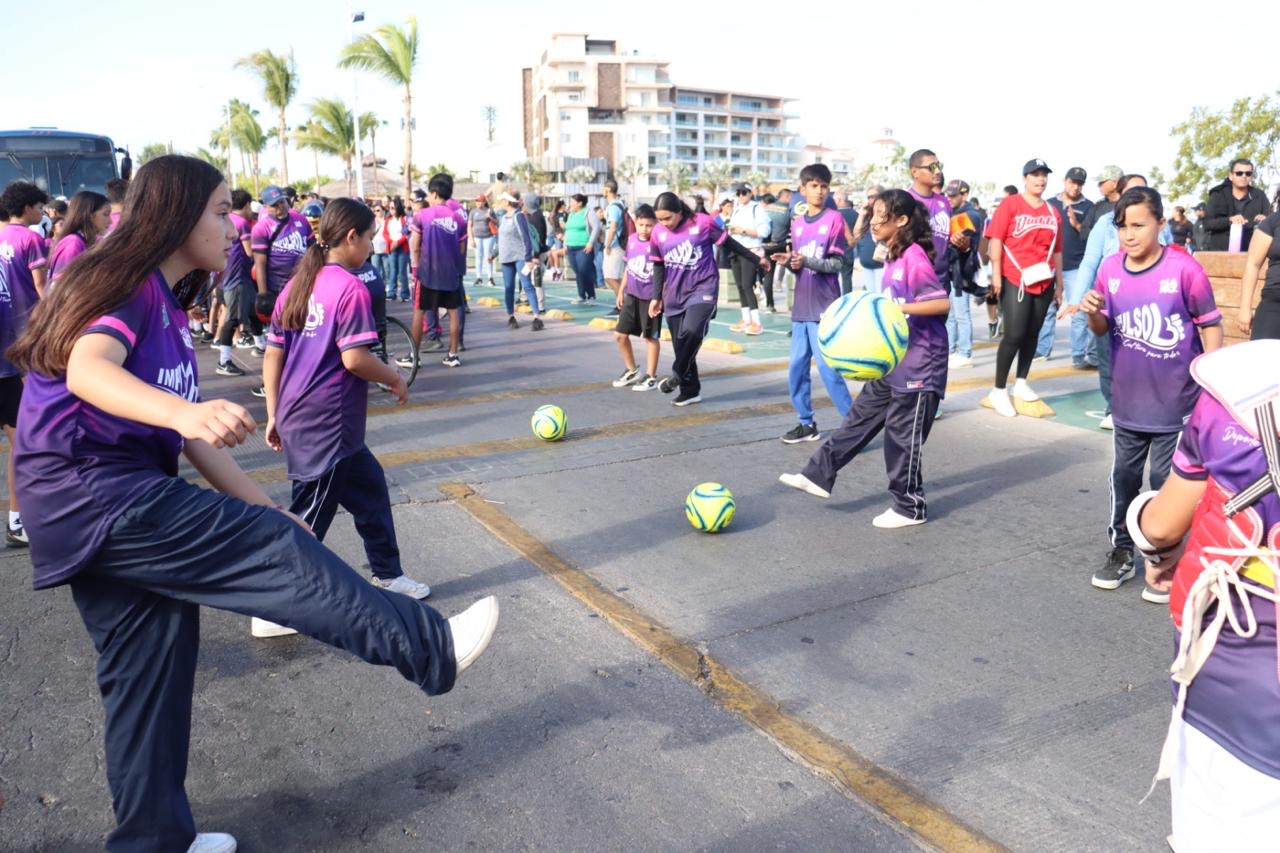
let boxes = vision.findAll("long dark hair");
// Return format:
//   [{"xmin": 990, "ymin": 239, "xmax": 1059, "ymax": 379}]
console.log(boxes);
[
  {"xmin": 654, "ymin": 191, "xmax": 695, "ymax": 226},
  {"xmin": 875, "ymin": 189, "xmax": 934, "ymax": 263},
  {"xmin": 51, "ymin": 190, "xmax": 109, "ymax": 254},
  {"xmin": 11, "ymin": 155, "xmax": 225, "ymax": 376},
  {"xmin": 279, "ymin": 198, "xmax": 375, "ymax": 330}
]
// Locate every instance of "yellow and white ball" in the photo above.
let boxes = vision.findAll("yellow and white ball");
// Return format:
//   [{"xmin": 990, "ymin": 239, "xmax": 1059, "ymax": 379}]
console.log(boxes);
[
  {"xmin": 685, "ymin": 483, "xmax": 736, "ymax": 533},
  {"xmin": 531, "ymin": 404, "xmax": 567, "ymax": 441},
  {"xmin": 817, "ymin": 292, "xmax": 909, "ymax": 381}
]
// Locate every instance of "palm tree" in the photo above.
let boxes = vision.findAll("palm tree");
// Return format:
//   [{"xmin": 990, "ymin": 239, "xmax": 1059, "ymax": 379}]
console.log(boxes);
[
  {"xmin": 235, "ymin": 50, "xmax": 298, "ymax": 185},
  {"xmin": 339, "ymin": 17, "xmax": 419, "ymax": 200},
  {"xmin": 744, "ymin": 169, "xmax": 768, "ymax": 192},
  {"xmin": 219, "ymin": 100, "xmax": 267, "ymax": 195},
  {"xmin": 194, "ymin": 147, "xmax": 228, "ymax": 172},
  {"xmin": 296, "ymin": 98, "xmax": 356, "ymax": 195},
  {"xmin": 699, "ymin": 160, "xmax": 733, "ymax": 205},
  {"xmin": 566, "ymin": 164, "xmax": 597, "ymax": 192},
  {"xmin": 425, "ymin": 162, "xmax": 454, "ymax": 178},
  {"xmin": 661, "ymin": 160, "xmax": 692, "ymax": 198},
  {"xmin": 481, "ymin": 105, "xmax": 497, "ymax": 142},
  {"xmin": 293, "ymin": 122, "xmax": 323, "ymax": 189},
  {"xmin": 615, "ymin": 157, "xmax": 646, "ymax": 205},
  {"xmin": 509, "ymin": 159, "xmax": 552, "ymax": 194}
]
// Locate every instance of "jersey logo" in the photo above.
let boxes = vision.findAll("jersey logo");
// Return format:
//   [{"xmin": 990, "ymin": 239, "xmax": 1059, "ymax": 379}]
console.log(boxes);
[
  {"xmin": 0, "ymin": 240, "xmax": 13, "ymax": 263},
  {"xmin": 435, "ymin": 217, "xmax": 459, "ymax": 235},
  {"xmin": 180, "ymin": 327, "xmax": 193, "ymax": 350},
  {"xmin": 892, "ymin": 267, "xmax": 905, "ymax": 281},
  {"xmin": 275, "ymin": 231, "xmax": 310, "ymax": 255},
  {"xmin": 1108, "ymin": 277, "xmax": 1120, "ymax": 294},
  {"xmin": 663, "ymin": 239, "xmax": 704, "ymax": 269},
  {"xmin": 689, "ymin": 226, "xmax": 700, "ymax": 235},
  {"xmin": 1224, "ymin": 424, "xmax": 1261, "ymax": 449},
  {"xmin": 818, "ymin": 225, "xmax": 829, "ymax": 235},
  {"xmin": 155, "ymin": 362, "xmax": 199, "ymax": 402},
  {"xmin": 304, "ymin": 296, "xmax": 325, "ymax": 332},
  {"xmin": 625, "ymin": 254, "xmax": 652, "ymax": 281},
  {"xmin": 1114, "ymin": 302, "xmax": 1187, "ymax": 353},
  {"xmin": 1009, "ymin": 213, "xmax": 1058, "ymax": 238},
  {"xmin": 1159, "ymin": 278, "xmax": 1179, "ymax": 295},
  {"xmin": 657, "ymin": 232, "xmax": 668, "ymax": 242}
]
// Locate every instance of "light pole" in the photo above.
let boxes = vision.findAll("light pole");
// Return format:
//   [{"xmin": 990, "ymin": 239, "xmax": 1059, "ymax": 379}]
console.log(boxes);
[{"xmin": 350, "ymin": 10, "xmax": 366, "ymax": 199}]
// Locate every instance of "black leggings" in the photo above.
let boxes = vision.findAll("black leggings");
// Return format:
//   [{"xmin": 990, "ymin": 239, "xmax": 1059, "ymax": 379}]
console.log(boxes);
[
  {"xmin": 731, "ymin": 253, "xmax": 759, "ymax": 311},
  {"xmin": 995, "ymin": 279, "xmax": 1054, "ymax": 388},
  {"xmin": 1251, "ymin": 292, "xmax": 1280, "ymax": 340}
]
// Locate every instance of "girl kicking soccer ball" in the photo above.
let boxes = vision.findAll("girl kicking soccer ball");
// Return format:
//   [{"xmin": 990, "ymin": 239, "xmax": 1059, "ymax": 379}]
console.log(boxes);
[
  {"xmin": 10, "ymin": 156, "xmax": 496, "ymax": 853},
  {"xmin": 780, "ymin": 189, "xmax": 951, "ymax": 528}
]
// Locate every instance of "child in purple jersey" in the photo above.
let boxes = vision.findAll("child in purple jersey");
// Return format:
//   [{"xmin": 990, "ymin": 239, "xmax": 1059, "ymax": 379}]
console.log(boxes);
[
  {"xmin": 647, "ymin": 192, "xmax": 771, "ymax": 406},
  {"xmin": 7, "ymin": 156, "xmax": 497, "ymax": 853},
  {"xmin": 1127, "ymin": 341, "xmax": 1280, "ymax": 848},
  {"xmin": 1078, "ymin": 187, "xmax": 1223, "ymax": 599},
  {"xmin": 405, "ymin": 173, "xmax": 465, "ymax": 368},
  {"xmin": 213, "ymin": 189, "xmax": 255, "ymax": 377},
  {"xmin": 611, "ymin": 205, "xmax": 664, "ymax": 390},
  {"xmin": 771, "ymin": 164, "xmax": 853, "ymax": 444},
  {"xmin": 780, "ymin": 190, "xmax": 951, "ymax": 528},
  {"xmin": 261, "ymin": 199, "xmax": 432, "ymax": 639},
  {"xmin": 0, "ymin": 180, "xmax": 50, "ymax": 545},
  {"xmin": 47, "ymin": 190, "xmax": 110, "ymax": 285}
]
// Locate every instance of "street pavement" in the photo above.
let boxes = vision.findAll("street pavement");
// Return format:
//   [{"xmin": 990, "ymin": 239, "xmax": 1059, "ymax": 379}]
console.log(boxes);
[{"xmin": 1, "ymin": 278, "xmax": 1176, "ymax": 851}]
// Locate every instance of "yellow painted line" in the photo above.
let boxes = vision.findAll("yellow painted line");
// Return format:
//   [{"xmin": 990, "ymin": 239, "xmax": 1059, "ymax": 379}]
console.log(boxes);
[{"xmin": 441, "ymin": 481, "xmax": 1007, "ymax": 853}]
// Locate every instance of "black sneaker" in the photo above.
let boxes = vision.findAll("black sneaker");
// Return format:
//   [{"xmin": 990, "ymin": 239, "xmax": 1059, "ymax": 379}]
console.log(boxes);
[
  {"xmin": 781, "ymin": 422, "xmax": 820, "ymax": 444},
  {"xmin": 507, "ymin": 316, "xmax": 519, "ymax": 329},
  {"xmin": 198, "ymin": 330, "xmax": 215, "ymax": 344},
  {"xmin": 234, "ymin": 334, "xmax": 255, "ymax": 349},
  {"xmin": 6, "ymin": 525, "xmax": 28, "ymax": 548},
  {"xmin": 442, "ymin": 354, "xmax": 461, "ymax": 368},
  {"xmin": 531, "ymin": 317, "xmax": 544, "ymax": 331},
  {"xmin": 250, "ymin": 384, "xmax": 266, "ymax": 398},
  {"xmin": 604, "ymin": 308, "xmax": 620, "ymax": 319},
  {"xmin": 658, "ymin": 377, "xmax": 678, "ymax": 394},
  {"xmin": 672, "ymin": 390, "xmax": 701, "ymax": 407},
  {"xmin": 1091, "ymin": 546, "xmax": 1136, "ymax": 590},
  {"xmin": 216, "ymin": 361, "xmax": 246, "ymax": 377},
  {"xmin": 250, "ymin": 346, "xmax": 266, "ymax": 358}
]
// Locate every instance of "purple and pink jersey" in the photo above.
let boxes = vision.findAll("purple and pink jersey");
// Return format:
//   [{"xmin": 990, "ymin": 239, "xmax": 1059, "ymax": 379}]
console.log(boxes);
[
  {"xmin": 647, "ymin": 212, "xmax": 725, "ymax": 314},
  {"xmin": 1171, "ymin": 391, "xmax": 1280, "ymax": 778},
  {"xmin": 623, "ymin": 234, "xmax": 655, "ymax": 300},
  {"xmin": 250, "ymin": 209, "xmax": 313, "ymax": 293},
  {"xmin": 223, "ymin": 212, "xmax": 254, "ymax": 288},
  {"xmin": 267, "ymin": 265, "xmax": 380, "ymax": 481},
  {"xmin": 409, "ymin": 204, "xmax": 465, "ymax": 292},
  {"xmin": 790, "ymin": 208, "xmax": 847, "ymax": 322},
  {"xmin": 1093, "ymin": 248, "xmax": 1221, "ymax": 433},
  {"xmin": 0, "ymin": 222, "xmax": 48, "ymax": 332},
  {"xmin": 907, "ymin": 188, "xmax": 952, "ymax": 283},
  {"xmin": 16, "ymin": 271, "xmax": 199, "ymax": 590},
  {"xmin": 48, "ymin": 233, "xmax": 87, "ymax": 283},
  {"xmin": 880, "ymin": 243, "xmax": 949, "ymax": 397}
]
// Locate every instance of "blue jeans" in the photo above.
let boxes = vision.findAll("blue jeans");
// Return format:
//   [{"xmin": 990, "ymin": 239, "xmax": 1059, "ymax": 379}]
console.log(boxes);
[
  {"xmin": 389, "ymin": 247, "xmax": 410, "ymax": 300},
  {"xmin": 474, "ymin": 236, "xmax": 495, "ymax": 280},
  {"xmin": 594, "ymin": 244, "xmax": 605, "ymax": 285},
  {"xmin": 567, "ymin": 247, "xmax": 597, "ymax": 299},
  {"xmin": 945, "ymin": 293, "xmax": 973, "ymax": 357},
  {"xmin": 1061, "ymin": 269, "xmax": 1097, "ymax": 363},
  {"xmin": 372, "ymin": 252, "xmax": 390, "ymax": 294},
  {"xmin": 790, "ymin": 321, "xmax": 854, "ymax": 425},
  {"xmin": 502, "ymin": 261, "xmax": 540, "ymax": 314},
  {"xmin": 68, "ymin": 477, "xmax": 455, "ymax": 852}
]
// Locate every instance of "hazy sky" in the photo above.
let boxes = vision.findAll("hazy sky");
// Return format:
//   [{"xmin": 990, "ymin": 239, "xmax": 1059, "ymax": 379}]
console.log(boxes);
[{"xmin": 7, "ymin": 0, "xmax": 1275, "ymax": 203}]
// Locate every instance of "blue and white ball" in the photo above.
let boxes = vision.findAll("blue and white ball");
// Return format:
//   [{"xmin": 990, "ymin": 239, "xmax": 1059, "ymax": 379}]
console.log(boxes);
[
  {"xmin": 531, "ymin": 404, "xmax": 567, "ymax": 441},
  {"xmin": 817, "ymin": 291, "xmax": 910, "ymax": 381},
  {"xmin": 685, "ymin": 483, "xmax": 736, "ymax": 533}
]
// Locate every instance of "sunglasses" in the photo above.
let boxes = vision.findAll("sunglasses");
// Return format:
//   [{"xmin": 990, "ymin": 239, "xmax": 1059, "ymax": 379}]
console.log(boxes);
[
  {"xmin": 1234, "ymin": 170, "xmax": 1254, "ymax": 177},
  {"xmin": 914, "ymin": 162, "xmax": 944, "ymax": 173}
]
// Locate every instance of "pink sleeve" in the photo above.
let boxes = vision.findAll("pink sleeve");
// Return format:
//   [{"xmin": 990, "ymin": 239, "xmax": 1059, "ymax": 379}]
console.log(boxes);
[
  {"xmin": 908, "ymin": 247, "xmax": 946, "ymax": 301},
  {"xmin": 334, "ymin": 281, "xmax": 379, "ymax": 351},
  {"xmin": 1183, "ymin": 259, "xmax": 1221, "ymax": 326},
  {"xmin": 1171, "ymin": 397, "xmax": 1210, "ymax": 480},
  {"xmin": 27, "ymin": 233, "xmax": 47, "ymax": 269},
  {"xmin": 408, "ymin": 211, "xmax": 424, "ymax": 234},
  {"xmin": 704, "ymin": 213, "xmax": 727, "ymax": 247},
  {"xmin": 250, "ymin": 219, "xmax": 271, "ymax": 251}
]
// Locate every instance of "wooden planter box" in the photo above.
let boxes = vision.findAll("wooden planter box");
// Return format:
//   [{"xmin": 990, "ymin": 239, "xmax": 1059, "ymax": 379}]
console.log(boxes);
[{"xmin": 1197, "ymin": 251, "xmax": 1264, "ymax": 346}]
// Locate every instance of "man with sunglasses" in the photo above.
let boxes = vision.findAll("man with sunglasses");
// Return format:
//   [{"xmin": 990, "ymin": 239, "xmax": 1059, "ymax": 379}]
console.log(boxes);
[
  {"xmin": 906, "ymin": 149, "xmax": 954, "ymax": 290},
  {"xmin": 1202, "ymin": 158, "xmax": 1272, "ymax": 251}
]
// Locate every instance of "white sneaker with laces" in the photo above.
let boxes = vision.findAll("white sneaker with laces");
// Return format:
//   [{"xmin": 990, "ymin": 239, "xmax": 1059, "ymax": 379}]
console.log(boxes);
[
  {"xmin": 872, "ymin": 508, "xmax": 926, "ymax": 529},
  {"xmin": 187, "ymin": 833, "xmax": 237, "ymax": 853},
  {"xmin": 373, "ymin": 575, "xmax": 432, "ymax": 600},
  {"xmin": 1012, "ymin": 379, "xmax": 1040, "ymax": 402},
  {"xmin": 778, "ymin": 473, "xmax": 830, "ymax": 499},
  {"xmin": 612, "ymin": 367, "xmax": 640, "ymax": 388},
  {"xmin": 251, "ymin": 618, "xmax": 297, "ymax": 638},
  {"xmin": 449, "ymin": 596, "xmax": 499, "ymax": 674},
  {"xmin": 632, "ymin": 375, "xmax": 658, "ymax": 391},
  {"xmin": 989, "ymin": 387, "xmax": 1017, "ymax": 417},
  {"xmin": 947, "ymin": 354, "xmax": 974, "ymax": 369}
]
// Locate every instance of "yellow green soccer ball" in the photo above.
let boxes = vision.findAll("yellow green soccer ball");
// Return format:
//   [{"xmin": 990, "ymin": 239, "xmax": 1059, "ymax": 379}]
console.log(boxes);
[
  {"xmin": 685, "ymin": 483, "xmax": 736, "ymax": 533},
  {"xmin": 531, "ymin": 404, "xmax": 567, "ymax": 441},
  {"xmin": 817, "ymin": 291, "xmax": 910, "ymax": 381}
]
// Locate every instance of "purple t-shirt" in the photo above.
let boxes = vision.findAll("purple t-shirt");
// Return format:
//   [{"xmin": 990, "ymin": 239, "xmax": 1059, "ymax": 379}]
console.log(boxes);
[
  {"xmin": 880, "ymin": 243, "xmax": 949, "ymax": 397},
  {"xmin": 267, "ymin": 265, "xmax": 380, "ymax": 481},
  {"xmin": 623, "ymin": 234, "xmax": 655, "ymax": 299},
  {"xmin": 48, "ymin": 233, "xmax": 87, "ymax": 283},
  {"xmin": 0, "ymin": 222, "xmax": 47, "ymax": 332},
  {"xmin": 409, "ymin": 204, "xmax": 465, "ymax": 291},
  {"xmin": 250, "ymin": 209, "xmax": 313, "ymax": 293},
  {"xmin": 1093, "ymin": 248, "xmax": 1221, "ymax": 433},
  {"xmin": 790, "ymin": 208, "xmax": 848, "ymax": 323},
  {"xmin": 16, "ymin": 272, "xmax": 199, "ymax": 589},
  {"xmin": 908, "ymin": 188, "xmax": 952, "ymax": 282},
  {"xmin": 647, "ymin": 212, "xmax": 726, "ymax": 314},
  {"xmin": 1170, "ymin": 391, "xmax": 1280, "ymax": 778},
  {"xmin": 223, "ymin": 212, "xmax": 254, "ymax": 288}
]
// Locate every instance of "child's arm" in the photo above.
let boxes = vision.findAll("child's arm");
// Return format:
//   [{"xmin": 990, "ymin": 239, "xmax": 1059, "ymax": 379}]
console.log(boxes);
[
  {"xmin": 263, "ymin": 346, "xmax": 285, "ymax": 451},
  {"xmin": 1080, "ymin": 290, "xmax": 1109, "ymax": 336},
  {"xmin": 899, "ymin": 298, "xmax": 950, "ymax": 317},
  {"xmin": 1130, "ymin": 472, "xmax": 1207, "ymax": 592},
  {"xmin": 341, "ymin": 346, "xmax": 408, "ymax": 405},
  {"xmin": 182, "ymin": 439, "xmax": 313, "ymax": 533},
  {"xmin": 1199, "ymin": 322, "xmax": 1224, "ymax": 353},
  {"xmin": 33, "ymin": 265, "xmax": 47, "ymax": 299}
]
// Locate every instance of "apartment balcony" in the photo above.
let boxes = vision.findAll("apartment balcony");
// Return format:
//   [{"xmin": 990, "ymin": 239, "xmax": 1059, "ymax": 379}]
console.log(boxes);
[
  {"xmin": 588, "ymin": 109, "xmax": 625, "ymax": 124},
  {"xmin": 674, "ymin": 132, "xmax": 698, "ymax": 143}
]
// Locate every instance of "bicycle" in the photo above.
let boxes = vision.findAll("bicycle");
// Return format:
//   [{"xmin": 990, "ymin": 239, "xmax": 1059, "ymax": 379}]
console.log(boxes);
[{"xmin": 373, "ymin": 315, "xmax": 420, "ymax": 388}]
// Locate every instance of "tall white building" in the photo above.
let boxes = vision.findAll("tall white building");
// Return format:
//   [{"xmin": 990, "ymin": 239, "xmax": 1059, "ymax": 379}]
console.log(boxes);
[{"xmin": 522, "ymin": 33, "xmax": 803, "ymax": 197}]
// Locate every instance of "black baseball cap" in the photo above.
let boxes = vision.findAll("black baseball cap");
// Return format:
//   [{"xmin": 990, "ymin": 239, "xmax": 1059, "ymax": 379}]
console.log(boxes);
[
  {"xmin": 1022, "ymin": 159, "xmax": 1052, "ymax": 176},
  {"xmin": 1065, "ymin": 167, "xmax": 1087, "ymax": 183},
  {"xmin": 944, "ymin": 180, "xmax": 970, "ymax": 197},
  {"xmin": 731, "ymin": 182, "xmax": 752, "ymax": 195}
]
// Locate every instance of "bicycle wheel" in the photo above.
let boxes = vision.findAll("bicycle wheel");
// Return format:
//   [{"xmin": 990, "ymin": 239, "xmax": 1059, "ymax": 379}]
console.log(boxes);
[{"xmin": 381, "ymin": 315, "xmax": 420, "ymax": 387}]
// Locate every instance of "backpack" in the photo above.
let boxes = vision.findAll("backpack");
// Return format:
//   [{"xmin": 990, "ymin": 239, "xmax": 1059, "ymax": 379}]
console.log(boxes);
[{"xmin": 610, "ymin": 201, "xmax": 634, "ymax": 249}]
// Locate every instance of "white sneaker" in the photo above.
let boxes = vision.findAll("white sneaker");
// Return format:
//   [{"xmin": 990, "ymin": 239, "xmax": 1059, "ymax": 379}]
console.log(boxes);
[
  {"xmin": 989, "ymin": 387, "xmax": 1017, "ymax": 417},
  {"xmin": 632, "ymin": 375, "xmax": 658, "ymax": 391},
  {"xmin": 612, "ymin": 367, "xmax": 641, "ymax": 388},
  {"xmin": 250, "ymin": 618, "xmax": 297, "ymax": 638},
  {"xmin": 778, "ymin": 472, "xmax": 830, "ymax": 499},
  {"xmin": 187, "ymin": 832, "xmax": 237, "ymax": 853},
  {"xmin": 947, "ymin": 354, "xmax": 974, "ymax": 369},
  {"xmin": 1099, "ymin": 414, "xmax": 1114, "ymax": 430},
  {"xmin": 1032, "ymin": 354, "xmax": 1050, "ymax": 363},
  {"xmin": 1012, "ymin": 379, "xmax": 1040, "ymax": 402},
  {"xmin": 449, "ymin": 596, "xmax": 499, "ymax": 674},
  {"xmin": 373, "ymin": 574, "xmax": 432, "ymax": 600},
  {"xmin": 872, "ymin": 508, "xmax": 926, "ymax": 529}
]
